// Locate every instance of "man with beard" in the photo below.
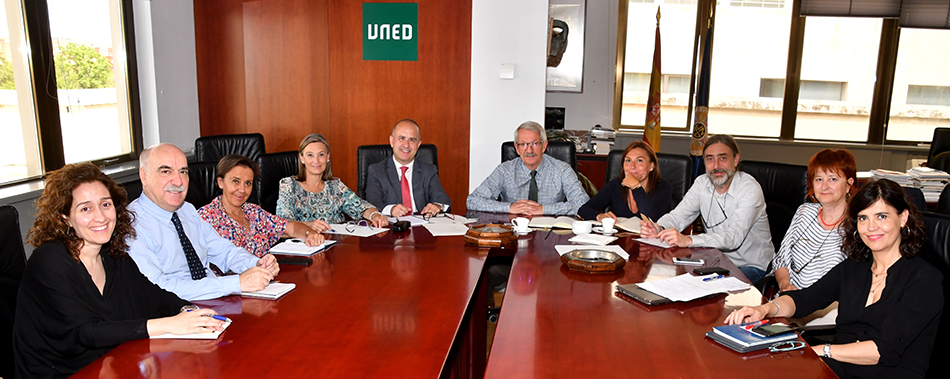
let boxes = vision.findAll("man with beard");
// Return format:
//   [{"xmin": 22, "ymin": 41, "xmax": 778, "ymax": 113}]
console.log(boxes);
[
  {"xmin": 467, "ymin": 121, "xmax": 588, "ymax": 215},
  {"xmin": 128, "ymin": 143, "xmax": 279, "ymax": 300},
  {"xmin": 640, "ymin": 134, "xmax": 773, "ymax": 283}
]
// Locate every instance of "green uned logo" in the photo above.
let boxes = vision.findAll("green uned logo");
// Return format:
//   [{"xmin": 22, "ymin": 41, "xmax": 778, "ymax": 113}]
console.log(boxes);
[{"xmin": 363, "ymin": 3, "xmax": 418, "ymax": 61}]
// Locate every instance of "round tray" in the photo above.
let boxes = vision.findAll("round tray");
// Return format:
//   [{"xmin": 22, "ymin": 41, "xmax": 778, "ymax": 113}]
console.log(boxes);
[
  {"xmin": 560, "ymin": 249, "xmax": 626, "ymax": 273},
  {"xmin": 464, "ymin": 223, "xmax": 517, "ymax": 247}
]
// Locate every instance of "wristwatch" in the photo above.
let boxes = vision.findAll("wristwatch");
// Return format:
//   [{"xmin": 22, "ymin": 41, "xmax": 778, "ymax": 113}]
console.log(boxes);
[
  {"xmin": 180, "ymin": 305, "xmax": 199, "ymax": 313},
  {"xmin": 822, "ymin": 343, "xmax": 832, "ymax": 358}
]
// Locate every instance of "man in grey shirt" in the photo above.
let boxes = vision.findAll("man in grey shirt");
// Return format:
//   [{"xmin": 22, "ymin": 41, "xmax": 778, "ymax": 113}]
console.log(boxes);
[{"xmin": 641, "ymin": 134, "xmax": 773, "ymax": 283}]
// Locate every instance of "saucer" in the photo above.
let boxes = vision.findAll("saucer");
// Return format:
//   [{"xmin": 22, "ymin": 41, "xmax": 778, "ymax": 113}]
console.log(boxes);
[{"xmin": 592, "ymin": 226, "xmax": 616, "ymax": 235}]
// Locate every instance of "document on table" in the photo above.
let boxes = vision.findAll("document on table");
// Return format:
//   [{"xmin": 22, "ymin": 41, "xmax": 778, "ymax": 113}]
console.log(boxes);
[
  {"xmin": 325, "ymin": 224, "xmax": 389, "ymax": 237},
  {"xmin": 151, "ymin": 319, "xmax": 231, "ymax": 340},
  {"xmin": 241, "ymin": 282, "xmax": 296, "ymax": 300},
  {"xmin": 269, "ymin": 239, "xmax": 337, "ymax": 256},
  {"xmin": 425, "ymin": 214, "xmax": 477, "ymax": 225},
  {"xmin": 568, "ymin": 233, "xmax": 618, "ymax": 246},
  {"xmin": 554, "ymin": 245, "xmax": 630, "ymax": 260},
  {"xmin": 635, "ymin": 238, "xmax": 672, "ymax": 249},
  {"xmin": 386, "ymin": 215, "xmax": 429, "ymax": 226},
  {"xmin": 423, "ymin": 223, "xmax": 470, "ymax": 236},
  {"xmin": 637, "ymin": 273, "xmax": 750, "ymax": 302}
]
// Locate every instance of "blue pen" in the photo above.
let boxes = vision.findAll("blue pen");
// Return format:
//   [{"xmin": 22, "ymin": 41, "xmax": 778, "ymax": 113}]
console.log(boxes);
[
  {"xmin": 702, "ymin": 274, "xmax": 724, "ymax": 282},
  {"xmin": 208, "ymin": 314, "xmax": 230, "ymax": 322}
]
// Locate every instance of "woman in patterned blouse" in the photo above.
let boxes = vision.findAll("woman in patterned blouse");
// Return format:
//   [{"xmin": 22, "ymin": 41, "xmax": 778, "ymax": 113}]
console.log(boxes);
[
  {"xmin": 276, "ymin": 134, "xmax": 389, "ymax": 228},
  {"xmin": 198, "ymin": 155, "xmax": 325, "ymax": 257}
]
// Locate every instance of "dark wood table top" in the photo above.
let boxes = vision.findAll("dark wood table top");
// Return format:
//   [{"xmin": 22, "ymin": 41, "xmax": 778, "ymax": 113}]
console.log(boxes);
[
  {"xmin": 484, "ymin": 229, "xmax": 837, "ymax": 379},
  {"xmin": 70, "ymin": 241, "xmax": 485, "ymax": 379}
]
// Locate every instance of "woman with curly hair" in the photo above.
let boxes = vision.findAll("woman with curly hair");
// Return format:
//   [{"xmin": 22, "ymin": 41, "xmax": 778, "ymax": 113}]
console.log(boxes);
[
  {"xmin": 13, "ymin": 163, "xmax": 224, "ymax": 378},
  {"xmin": 726, "ymin": 179, "xmax": 943, "ymax": 378}
]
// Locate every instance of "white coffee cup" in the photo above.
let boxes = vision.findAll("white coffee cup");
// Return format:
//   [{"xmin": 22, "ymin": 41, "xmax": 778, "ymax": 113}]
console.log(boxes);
[
  {"xmin": 512, "ymin": 217, "xmax": 530, "ymax": 233},
  {"xmin": 572, "ymin": 220, "xmax": 593, "ymax": 235},
  {"xmin": 601, "ymin": 218, "xmax": 616, "ymax": 234}
]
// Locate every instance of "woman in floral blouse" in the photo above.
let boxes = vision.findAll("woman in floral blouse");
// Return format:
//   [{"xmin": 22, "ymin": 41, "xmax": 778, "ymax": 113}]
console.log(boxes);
[
  {"xmin": 198, "ymin": 155, "xmax": 324, "ymax": 257},
  {"xmin": 276, "ymin": 134, "xmax": 389, "ymax": 228}
]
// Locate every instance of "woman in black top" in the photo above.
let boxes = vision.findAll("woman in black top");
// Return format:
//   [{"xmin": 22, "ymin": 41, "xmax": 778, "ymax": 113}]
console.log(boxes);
[
  {"xmin": 13, "ymin": 163, "xmax": 225, "ymax": 378},
  {"xmin": 578, "ymin": 141, "xmax": 672, "ymax": 221},
  {"xmin": 726, "ymin": 179, "xmax": 942, "ymax": 378}
]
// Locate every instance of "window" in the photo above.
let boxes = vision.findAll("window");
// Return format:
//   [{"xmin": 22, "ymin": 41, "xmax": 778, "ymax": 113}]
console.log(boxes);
[
  {"xmin": 618, "ymin": 1, "xmax": 698, "ymax": 130},
  {"xmin": 887, "ymin": 28, "xmax": 950, "ymax": 142},
  {"xmin": 731, "ymin": 0, "xmax": 785, "ymax": 8},
  {"xmin": 0, "ymin": 0, "xmax": 140, "ymax": 186}
]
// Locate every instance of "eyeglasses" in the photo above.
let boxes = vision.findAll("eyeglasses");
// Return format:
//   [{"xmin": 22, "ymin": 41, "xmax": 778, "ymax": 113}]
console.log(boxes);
[
  {"xmin": 768, "ymin": 341, "xmax": 805, "ymax": 353},
  {"xmin": 345, "ymin": 220, "xmax": 370, "ymax": 233},
  {"xmin": 422, "ymin": 212, "xmax": 454, "ymax": 222},
  {"xmin": 516, "ymin": 141, "xmax": 542, "ymax": 150},
  {"xmin": 788, "ymin": 237, "xmax": 823, "ymax": 274},
  {"xmin": 702, "ymin": 193, "xmax": 729, "ymax": 229}
]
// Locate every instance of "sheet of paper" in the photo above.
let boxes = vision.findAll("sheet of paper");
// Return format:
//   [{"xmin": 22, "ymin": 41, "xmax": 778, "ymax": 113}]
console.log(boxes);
[
  {"xmin": 637, "ymin": 273, "xmax": 750, "ymax": 302},
  {"xmin": 151, "ymin": 319, "xmax": 231, "ymax": 340},
  {"xmin": 325, "ymin": 224, "xmax": 389, "ymax": 237},
  {"xmin": 634, "ymin": 237, "xmax": 672, "ymax": 249},
  {"xmin": 386, "ymin": 215, "xmax": 429, "ymax": 226},
  {"xmin": 423, "ymin": 223, "xmax": 470, "ymax": 236},
  {"xmin": 568, "ymin": 234, "xmax": 618, "ymax": 246},
  {"xmin": 241, "ymin": 282, "xmax": 296, "ymax": 300},
  {"xmin": 269, "ymin": 239, "xmax": 337, "ymax": 256},
  {"xmin": 554, "ymin": 244, "xmax": 629, "ymax": 260},
  {"xmin": 424, "ymin": 214, "xmax": 477, "ymax": 225}
]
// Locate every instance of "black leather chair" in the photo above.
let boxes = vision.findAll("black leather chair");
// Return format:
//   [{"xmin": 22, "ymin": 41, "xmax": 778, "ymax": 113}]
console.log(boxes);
[
  {"xmin": 605, "ymin": 150, "xmax": 692, "ymax": 208},
  {"xmin": 257, "ymin": 151, "xmax": 299, "ymax": 214},
  {"xmin": 355, "ymin": 144, "xmax": 438, "ymax": 199},
  {"xmin": 918, "ymin": 212, "xmax": 950, "ymax": 378},
  {"xmin": 903, "ymin": 186, "xmax": 929, "ymax": 213},
  {"xmin": 0, "ymin": 205, "xmax": 26, "ymax": 379},
  {"xmin": 740, "ymin": 161, "xmax": 808, "ymax": 253},
  {"xmin": 194, "ymin": 133, "xmax": 266, "ymax": 163},
  {"xmin": 185, "ymin": 161, "xmax": 219, "ymax": 209},
  {"xmin": 927, "ymin": 128, "xmax": 950, "ymax": 172},
  {"xmin": 936, "ymin": 185, "xmax": 950, "ymax": 215},
  {"xmin": 501, "ymin": 141, "xmax": 576, "ymax": 171}
]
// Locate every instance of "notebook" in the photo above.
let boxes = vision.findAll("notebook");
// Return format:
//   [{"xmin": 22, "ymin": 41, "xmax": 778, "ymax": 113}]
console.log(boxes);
[
  {"xmin": 241, "ymin": 282, "xmax": 296, "ymax": 300},
  {"xmin": 707, "ymin": 322, "xmax": 798, "ymax": 353},
  {"xmin": 151, "ymin": 319, "xmax": 231, "ymax": 340},
  {"xmin": 270, "ymin": 239, "xmax": 337, "ymax": 256},
  {"xmin": 528, "ymin": 216, "xmax": 577, "ymax": 229}
]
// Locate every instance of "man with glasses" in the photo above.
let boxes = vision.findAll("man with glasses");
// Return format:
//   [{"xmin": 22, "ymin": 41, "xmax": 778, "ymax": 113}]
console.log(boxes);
[
  {"xmin": 467, "ymin": 121, "xmax": 589, "ymax": 215},
  {"xmin": 640, "ymin": 134, "xmax": 773, "ymax": 283},
  {"xmin": 365, "ymin": 119, "xmax": 451, "ymax": 218}
]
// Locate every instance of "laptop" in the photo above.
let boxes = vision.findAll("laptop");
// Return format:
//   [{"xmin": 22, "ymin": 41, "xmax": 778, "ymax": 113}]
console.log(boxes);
[{"xmin": 615, "ymin": 283, "xmax": 671, "ymax": 305}]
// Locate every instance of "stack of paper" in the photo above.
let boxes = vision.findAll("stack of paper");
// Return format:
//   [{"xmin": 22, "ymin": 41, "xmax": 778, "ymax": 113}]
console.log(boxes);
[
  {"xmin": 270, "ymin": 239, "xmax": 337, "ymax": 256},
  {"xmin": 636, "ymin": 273, "xmax": 749, "ymax": 302},
  {"xmin": 870, "ymin": 169, "xmax": 913, "ymax": 186},
  {"xmin": 908, "ymin": 167, "xmax": 949, "ymax": 202}
]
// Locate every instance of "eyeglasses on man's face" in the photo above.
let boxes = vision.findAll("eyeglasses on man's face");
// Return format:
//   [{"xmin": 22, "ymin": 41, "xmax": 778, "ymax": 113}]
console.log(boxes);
[{"xmin": 516, "ymin": 141, "xmax": 543, "ymax": 150}]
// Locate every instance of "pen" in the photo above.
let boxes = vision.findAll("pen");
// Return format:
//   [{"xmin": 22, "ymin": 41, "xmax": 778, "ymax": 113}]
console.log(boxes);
[
  {"xmin": 207, "ymin": 314, "xmax": 231, "ymax": 323},
  {"xmin": 702, "ymin": 274, "xmax": 724, "ymax": 282},
  {"xmin": 741, "ymin": 320, "xmax": 768, "ymax": 331},
  {"xmin": 641, "ymin": 214, "xmax": 661, "ymax": 235}
]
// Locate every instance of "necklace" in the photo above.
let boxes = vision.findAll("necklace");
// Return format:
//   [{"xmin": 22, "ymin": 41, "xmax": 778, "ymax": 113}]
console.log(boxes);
[
  {"xmin": 870, "ymin": 274, "xmax": 887, "ymax": 294},
  {"xmin": 817, "ymin": 207, "xmax": 844, "ymax": 228}
]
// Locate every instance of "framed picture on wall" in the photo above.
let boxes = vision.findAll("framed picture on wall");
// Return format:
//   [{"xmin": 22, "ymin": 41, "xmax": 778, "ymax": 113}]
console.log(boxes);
[{"xmin": 546, "ymin": 0, "xmax": 586, "ymax": 93}]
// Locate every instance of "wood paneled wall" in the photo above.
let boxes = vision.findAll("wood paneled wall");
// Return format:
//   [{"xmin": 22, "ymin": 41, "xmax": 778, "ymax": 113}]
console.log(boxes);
[{"xmin": 194, "ymin": 0, "xmax": 472, "ymax": 212}]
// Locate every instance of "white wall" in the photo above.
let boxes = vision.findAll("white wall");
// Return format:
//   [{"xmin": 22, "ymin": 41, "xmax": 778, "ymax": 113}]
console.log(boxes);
[
  {"xmin": 132, "ymin": 0, "xmax": 200, "ymax": 152},
  {"xmin": 545, "ymin": 0, "xmax": 618, "ymax": 131},
  {"xmin": 469, "ymin": 0, "xmax": 550, "ymax": 192}
]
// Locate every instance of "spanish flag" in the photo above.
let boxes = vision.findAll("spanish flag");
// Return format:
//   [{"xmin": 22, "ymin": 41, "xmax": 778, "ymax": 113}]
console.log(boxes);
[{"xmin": 644, "ymin": 8, "xmax": 661, "ymax": 152}]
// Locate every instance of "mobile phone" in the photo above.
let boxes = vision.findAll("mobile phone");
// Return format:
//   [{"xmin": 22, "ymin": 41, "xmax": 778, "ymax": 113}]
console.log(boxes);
[
  {"xmin": 693, "ymin": 267, "xmax": 730, "ymax": 276},
  {"xmin": 277, "ymin": 256, "xmax": 313, "ymax": 266},
  {"xmin": 672, "ymin": 257, "xmax": 704, "ymax": 266},
  {"xmin": 751, "ymin": 323, "xmax": 798, "ymax": 338},
  {"xmin": 392, "ymin": 220, "xmax": 411, "ymax": 232}
]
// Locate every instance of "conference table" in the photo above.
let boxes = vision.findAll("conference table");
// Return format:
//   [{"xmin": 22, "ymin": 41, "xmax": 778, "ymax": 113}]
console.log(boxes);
[{"xmin": 70, "ymin": 212, "xmax": 835, "ymax": 378}]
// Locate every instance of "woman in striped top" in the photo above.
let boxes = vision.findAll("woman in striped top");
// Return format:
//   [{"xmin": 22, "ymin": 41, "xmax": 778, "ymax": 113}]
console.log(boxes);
[{"xmin": 770, "ymin": 149, "xmax": 857, "ymax": 291}]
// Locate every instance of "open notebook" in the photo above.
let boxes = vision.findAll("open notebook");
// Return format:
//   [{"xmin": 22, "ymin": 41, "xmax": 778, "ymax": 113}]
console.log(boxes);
[
  {"xmin": 528, "ymin": 216, "xmax": 577, "ymax": 229},
  {"xmin": 241, "ymin": 282, "xmax": 296, "ymax": 300}
]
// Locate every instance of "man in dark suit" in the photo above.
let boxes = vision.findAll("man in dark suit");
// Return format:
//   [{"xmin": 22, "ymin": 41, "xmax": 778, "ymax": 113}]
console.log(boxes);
[{"xmin": 365, "ymin": 119, "xmax": 451, "ymax": 217}]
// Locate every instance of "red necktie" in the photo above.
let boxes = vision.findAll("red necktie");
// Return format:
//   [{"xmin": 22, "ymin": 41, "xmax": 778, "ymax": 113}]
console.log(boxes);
[{"xmin": 401, "ymin": 166, "xmax": 412, "ymax": 210}]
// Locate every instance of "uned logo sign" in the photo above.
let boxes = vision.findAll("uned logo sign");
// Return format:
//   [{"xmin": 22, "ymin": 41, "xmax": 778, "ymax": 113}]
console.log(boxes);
[{"xmin": 363, "ymin": 3, "xmax": 418, "ymax": 61}]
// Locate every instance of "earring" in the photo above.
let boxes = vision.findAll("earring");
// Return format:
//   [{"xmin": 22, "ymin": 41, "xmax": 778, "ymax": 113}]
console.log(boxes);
[
  {"xmin": 901, "ymin": 225, "xmax": 910, "ymax": 239},
  {"xmin": 846, "ymin": 192, "xmax": 851, "ymax": 201}
]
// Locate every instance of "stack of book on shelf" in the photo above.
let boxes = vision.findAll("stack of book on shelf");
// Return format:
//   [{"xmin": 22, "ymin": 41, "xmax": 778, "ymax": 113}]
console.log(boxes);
[{"xmin": 908, "ymin": 167, "xmax": 950, "ymax": 203}]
